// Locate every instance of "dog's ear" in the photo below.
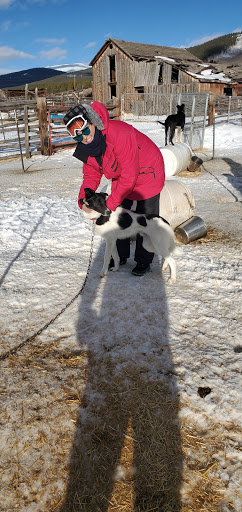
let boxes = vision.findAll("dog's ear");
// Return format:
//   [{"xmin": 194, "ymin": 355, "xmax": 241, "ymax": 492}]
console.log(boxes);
[
  {"xmin": 84, "ymin": 188, "xmax": 95, "ymax": 199},
  {"xmin": 99, "ymin": 192, "xmax": 108, "ymax": 199}
]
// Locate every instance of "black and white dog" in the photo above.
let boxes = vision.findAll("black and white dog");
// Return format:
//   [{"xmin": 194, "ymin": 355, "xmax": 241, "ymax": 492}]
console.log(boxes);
[
  {"xmin": 158, "ymin": 104, "xmax": 185, "ymax": 145},
  {"xmin": 83, "ymin": 188, "xmax": 181, "ymax": 283}
]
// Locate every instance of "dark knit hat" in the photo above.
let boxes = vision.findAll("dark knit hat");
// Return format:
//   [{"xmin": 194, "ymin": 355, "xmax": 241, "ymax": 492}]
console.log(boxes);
[{"xmin": 63, "ymin": 103, "xmax": 104, "ymax": 131}]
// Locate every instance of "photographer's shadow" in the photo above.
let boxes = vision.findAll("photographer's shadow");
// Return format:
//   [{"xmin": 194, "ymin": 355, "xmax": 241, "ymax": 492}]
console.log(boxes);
[
  {"xmin": 60, "ymin": 242, "xmax": 182, "ymax": 511},
  {"xmin": 222, "ymin": 157, "xmax": 242, "ymax": 200}
]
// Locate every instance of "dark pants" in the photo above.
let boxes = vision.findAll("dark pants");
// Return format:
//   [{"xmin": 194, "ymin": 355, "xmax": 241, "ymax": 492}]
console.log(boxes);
[{"xmin": 116, "ymin": 193, "xmax": 160, "ymax": 265}]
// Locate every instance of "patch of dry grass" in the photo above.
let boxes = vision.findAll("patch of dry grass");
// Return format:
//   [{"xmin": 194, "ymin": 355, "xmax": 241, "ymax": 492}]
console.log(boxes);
[{"xmin": 1, "ymin": 343, "xmax": 240, "ymax": 511}]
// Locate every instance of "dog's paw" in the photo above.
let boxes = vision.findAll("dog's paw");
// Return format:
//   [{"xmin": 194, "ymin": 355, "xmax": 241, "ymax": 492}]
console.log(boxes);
[
  {"xmin": 100, "ymin": 270, "xmax": 108, "ymax": 278},
  {"xmin": 167, "ymin": 277, "xmax": 176, "ymax": 284}
]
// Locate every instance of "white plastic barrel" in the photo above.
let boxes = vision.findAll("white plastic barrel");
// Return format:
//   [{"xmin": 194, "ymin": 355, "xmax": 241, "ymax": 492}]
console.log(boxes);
[
  {"xmin": 159, "ymin": 179, "xmax": 195, "ymax": 229},
  {"xmin": 161, "ymin": 143, "xmax": 192, "ymax": 177}
]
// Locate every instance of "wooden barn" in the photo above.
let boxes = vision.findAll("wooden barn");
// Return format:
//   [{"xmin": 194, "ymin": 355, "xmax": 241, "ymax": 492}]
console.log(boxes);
[{"xmin": 90, "ymin": 38, "xmax": 242, "ymax": 105}]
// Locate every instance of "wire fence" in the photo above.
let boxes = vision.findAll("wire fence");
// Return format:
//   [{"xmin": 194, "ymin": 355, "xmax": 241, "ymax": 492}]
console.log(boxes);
[
  {"xmin": 121, "ymin": 93, "xmax": 242, "ymax": 151},
  {"xmin": 1, "ymin": 93, "xmax": 241, "ymax": 159}
]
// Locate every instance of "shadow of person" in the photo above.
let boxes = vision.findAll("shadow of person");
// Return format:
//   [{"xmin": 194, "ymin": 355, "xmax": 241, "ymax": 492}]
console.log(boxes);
[
  {"xmin": 59, "ymin": 241, "xmax": 182, "ymax": 512},
  {"xmin": 222, "ymin": 157, "xmax": 242, "ymax": 200}
]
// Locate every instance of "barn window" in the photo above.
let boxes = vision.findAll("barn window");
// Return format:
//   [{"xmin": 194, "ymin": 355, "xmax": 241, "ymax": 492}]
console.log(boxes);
[
  {"xmin": 110, "ymin": 84, "xmax": 116, "ymax": 99},
  {"xmin": 171, "ymin": 66, "xmax": 179, "ymax": 83},
  {"xmin": 135, "ymin": 87, "xmax": 144, "ymax": 93},
  {"xmin": 109, "ymin": 55, "xmax": 116, "ymax": 82},
  {"xmin": 158, "ymin": 64, "xmax": 163, "ymax": 83},
  {"xmin": 224, "ymin": 87, "xmax": 232, "ymax": 96}
]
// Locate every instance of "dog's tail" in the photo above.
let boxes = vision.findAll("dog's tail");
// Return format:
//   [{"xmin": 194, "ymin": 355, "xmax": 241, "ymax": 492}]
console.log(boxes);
[{"xmin": 157, "ymin": 121, "xmax": 165, "ymax": 126}]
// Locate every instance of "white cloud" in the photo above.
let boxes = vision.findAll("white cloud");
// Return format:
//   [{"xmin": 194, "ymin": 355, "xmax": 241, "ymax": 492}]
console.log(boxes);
[
  {"xmin": 39, "ymin": 46, "xmax": 67, "ymax": 61},
  {"xmin": 36, "ymin": 38, "xmax": 66, "ymax": 44},
  {"xmin": 1, "ymin": 20, "xmax": 11, "ymax": 31},
  {"xmin": 182, "ymin": 33, "xmax": 224, "ymax": 48},
  {"xmin": 1, "ymin": 20, "xmax": 30, "ymax": 32},
  {"xmin": 0, "ymin": 45, "xmax": 34, "ymax": 61},
  {"xmin": 0, "ymin": 67, "xmax": 16, "ymax": 74},
  {"xmin": 0, "ymin": 0, "xmax": 14, "ymax": 8},
  {"xmin": 85, "ymin": 41, "xmax": 96, "ymax": 49}
]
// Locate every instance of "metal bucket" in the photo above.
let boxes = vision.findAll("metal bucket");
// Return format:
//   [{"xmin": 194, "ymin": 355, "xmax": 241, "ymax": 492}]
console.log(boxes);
[
  {"xmin": 159, "ymin": 179, "xmax": 195, "ymax": 229},
  {"xmin": 161, "ymin": 143, "xmax": 192, "ymax": 177},
  {"xmin": 187, "ymin": 155, "xmax": 203, "ymax": 172},
  {"xmin": 174, "ymin": 216, "xmax": 207, "ymax": 244}
]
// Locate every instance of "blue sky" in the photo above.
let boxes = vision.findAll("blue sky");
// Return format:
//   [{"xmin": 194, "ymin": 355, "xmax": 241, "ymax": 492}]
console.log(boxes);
[{"xmin": 0, "ymin": 0, "xmax": 242, "ymax": 75}]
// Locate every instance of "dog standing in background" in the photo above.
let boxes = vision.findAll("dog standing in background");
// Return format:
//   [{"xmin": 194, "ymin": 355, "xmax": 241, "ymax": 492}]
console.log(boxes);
[
  {"xmin": 158, "ymin": 104, "xmax": 185, "ymax": 146},
  {"xmin": 83, "ymin": 188, "xmax": 181, "ymax": 283}
]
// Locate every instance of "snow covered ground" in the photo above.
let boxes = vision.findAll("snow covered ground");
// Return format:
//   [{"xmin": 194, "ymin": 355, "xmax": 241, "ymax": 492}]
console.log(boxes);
[{"xmin": 0, "ymin": 122, "xmax": 241, "ymax": 511}]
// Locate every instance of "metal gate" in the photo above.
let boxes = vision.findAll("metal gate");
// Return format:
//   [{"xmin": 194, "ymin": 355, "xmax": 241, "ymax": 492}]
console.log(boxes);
[{"xmin": 121, "ymin": 92, "xmax": 209, "ymax": 150}]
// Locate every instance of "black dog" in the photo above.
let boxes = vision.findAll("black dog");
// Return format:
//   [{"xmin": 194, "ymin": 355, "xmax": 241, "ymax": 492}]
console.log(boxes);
[{"xmin": 158, "ymin": 104, "xmax": 185, "ymax": 145}]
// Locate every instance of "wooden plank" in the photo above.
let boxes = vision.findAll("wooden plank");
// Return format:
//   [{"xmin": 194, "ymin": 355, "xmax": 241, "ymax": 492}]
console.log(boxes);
[
  {"xmin": 24, "ymin": 105, "xmax": 30, "ymax": 158},
  {"xmin": 14, "ymin": 109, "xmax": 25, "ymax": 172},
  {"xmin": 0, "ymin": 100, "xmax": 37, "ymax": 110},
  {"xmin": 36, "ymin": 97, "xmax": 49, "ymax": 155}
]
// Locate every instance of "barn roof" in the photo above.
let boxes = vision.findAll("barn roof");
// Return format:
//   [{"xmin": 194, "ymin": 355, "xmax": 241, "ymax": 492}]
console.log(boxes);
[
  {"xmin": 90, "ymin": 38, "xmax": 242, "ymax": 84},
  {"xmin": 90, "ymin": 38, "xmax": 202, "ymax": 65}
]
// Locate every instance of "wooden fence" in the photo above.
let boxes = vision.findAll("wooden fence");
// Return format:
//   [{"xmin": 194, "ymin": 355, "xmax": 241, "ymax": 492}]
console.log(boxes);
[
  {"xmin": 0, "ymin": 93, "xmax": 93, "ymax": 160},
  {"xmin": 1, "ymin": 91, "xmax": 241, "ymax": 160},
  {"xmin": 0, "ymin": 94, "xmax": 119, "ymax": 159},
  {"xmin": 0, "ymin": 98, "xmax": 44, "ymax": 161}
]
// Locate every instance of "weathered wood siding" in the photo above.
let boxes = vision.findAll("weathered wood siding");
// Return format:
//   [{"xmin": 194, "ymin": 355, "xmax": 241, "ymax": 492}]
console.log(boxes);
[
  {"xmin": 91, "ymin": 42, "xmax": 236, "ymax": 104},
  {"xmin": 146, "ymin": 81, "xmax": 200, "ymax": 95},
  {"xmin": 92, "ymin": 49, "xmax": 207, "ymax": 103},
  {"xmin": 134, "ymin": 61, "xmax": 159, "ymax": 87},
  {"xmin": 198, "ymin": 82, "xmax": 228, "ymax": 96},
  {"xmin": 92, "ymin": 44, "xmax": 136, "ymax": 102},
  {"xmin": 0, "ymin": 100, "xmax": 41, "ymax": 160}
]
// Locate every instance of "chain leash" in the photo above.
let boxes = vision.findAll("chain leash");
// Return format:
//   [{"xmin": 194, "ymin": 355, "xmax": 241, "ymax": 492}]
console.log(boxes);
[{"xmin": 0, "ymin": 222, "xmax": 96, "ymax": 362}]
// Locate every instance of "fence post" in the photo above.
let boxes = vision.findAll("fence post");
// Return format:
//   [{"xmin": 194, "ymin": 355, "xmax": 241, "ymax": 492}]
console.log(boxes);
[
  {"xmin": 37, "ymin": 96, "xmax": 49, "ymax": 155},
  {"xmin": 228, "ymin": 96, "xmax": 231, "ymax": 122},
  {"xmin": 202, "ymin": 94, "xmax": 209, "ymax": 149},
  {"xmin": 212, "ymin": 108, "xmax": 216, "ymax": 159},
  {"xmin": 208, "ymin": 94, "xmax": 214, "ymax": 126},
  {"xmin": 14, "ymin": 109, "xmax": 25, "ymax": 172},
  {"xmin": 189, "ymin": 96, "xmax": 196, "ymax": 148},
  {"xmin": 169, "ymin": 95, "xmax": 172, "ymax": 115},
  {"xmin": 24, "ymin": 105, "xmax": 30, "ymax": 158},
  {"xmin": 0, "ymin": 111, "xmax": 6, "ymax": 140}
]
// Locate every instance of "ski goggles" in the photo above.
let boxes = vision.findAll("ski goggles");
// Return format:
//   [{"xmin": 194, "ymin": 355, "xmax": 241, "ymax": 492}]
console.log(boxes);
[
  {"xmin": 66, "ymin": 115, "xmax": 88, "ymax": 137},
  {"xmin": 73, "ymin": 127, "xmax": 91, "ymax": 142}
]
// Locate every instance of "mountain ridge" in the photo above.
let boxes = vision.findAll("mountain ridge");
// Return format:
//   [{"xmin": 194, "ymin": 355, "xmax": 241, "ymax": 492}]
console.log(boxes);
[
  {"xmin": 187, "ymin": 32, "xmax": 242, "ymax": 64},
  {"xmin": 0, "ymin": 65, "xmax": 92, "ymax": 90}
]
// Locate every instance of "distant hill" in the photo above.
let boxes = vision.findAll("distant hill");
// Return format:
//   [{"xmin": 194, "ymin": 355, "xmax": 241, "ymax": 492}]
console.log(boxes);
[
  {"xmin": 2, "ymin": 68, "xmax": 93, "ymax": 94},
  {"xmin": 0, "ymin": 67, "xmax": 65, "ymax": 89},
  {"xmin": 187, "ymin": 32, "xmax": 242, "ymax": 64}
]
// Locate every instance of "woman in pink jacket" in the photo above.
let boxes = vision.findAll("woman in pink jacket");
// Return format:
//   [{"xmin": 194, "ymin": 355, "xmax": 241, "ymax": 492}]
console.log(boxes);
[{"xmin": 64, "ymin": 101, "xmax": 165, "ymax": 276}]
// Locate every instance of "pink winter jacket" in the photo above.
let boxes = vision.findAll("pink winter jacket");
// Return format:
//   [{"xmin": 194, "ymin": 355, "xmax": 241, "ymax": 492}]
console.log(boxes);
[{"xmin": 75, "ymin": 102, "xmax": 165, "ymax": 211}]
